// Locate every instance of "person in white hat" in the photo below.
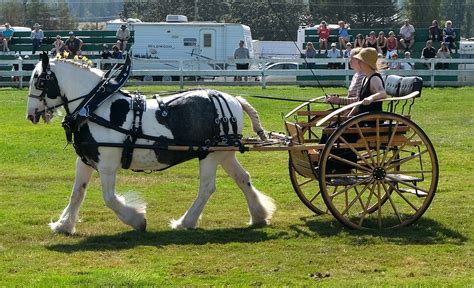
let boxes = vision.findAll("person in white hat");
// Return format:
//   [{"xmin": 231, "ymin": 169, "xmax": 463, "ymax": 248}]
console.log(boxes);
[
  {"xmin": 31, "ymin": 23, "xmax": 44, "ymax": 54},
  {"xmin": 116, "ymin": 24, "xmax": 130, "ymax": 51},
  {"xmin": 327, "ymin": 42, "xmax": 341, "ymax": 69}
]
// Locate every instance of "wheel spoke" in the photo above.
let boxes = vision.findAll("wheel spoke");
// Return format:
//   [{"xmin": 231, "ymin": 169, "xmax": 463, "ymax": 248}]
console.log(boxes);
[
  {"xmin": 386, "ymin": 175, "xmax": 430, "ymax": 194},
  {"xmin": 382, "ymin": 182, "xmax": 403, "ymax": 224},
  {"xmin": 377, "ymin": 182, "xmax": 382, "ymax": 229},
  {"xmin": 297, "ymin": 177, "xmax": 315, "ymax": 187},
  {"xmin": 328, "ymin": 177, "xmax": 372, "ymax": 198},
  {"xmin": 337, "ymin": 135, "xmax": 374, "ymax": 169},
  {"xmin": 328, "ymin": 153, "xmax": 372, "ymax": 172},
  {"xmin": 356, "ymin": 123, "xmax": 377, "ymax": 167},
  {"xmin": 384, "ymin": 132, "xmax": 418, "ymax": 167},
  {"xmin": 381, "ymin": 121, "xmax": 400, "ymax": 165},
  {"xmin": 386, "ymin": 181, "xmax": 419, "ymax": 212},
  {"xmin": 359, "ymin": 180, "xmax": 376, "ymax": 226},
  {"xmin": 387, "ymin": 170, "xmax": 432, "ymax": 175},
  {"xmin": 309, "ymin": 190, "xmax": 322, "ymax": 203},
  {"xmin": 325, "ymin": 172, "xmax": 371, "ymax": 178},
  {"xmin": 339, "ymin": 180, "xmax": 372, "ymax": 216},
  {"xmin": 376, "ymin": 118, "xmax": 381, "ymax": 166},
  {"xmin": 385, "ymin": 149, "xmax": 429, "ymax": 170}
]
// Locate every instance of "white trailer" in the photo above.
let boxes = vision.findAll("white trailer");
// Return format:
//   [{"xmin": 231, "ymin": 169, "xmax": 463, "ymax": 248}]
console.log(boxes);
[{"xmin": 105, "ymin": 16, "xmax": 254, "ymax": 81}]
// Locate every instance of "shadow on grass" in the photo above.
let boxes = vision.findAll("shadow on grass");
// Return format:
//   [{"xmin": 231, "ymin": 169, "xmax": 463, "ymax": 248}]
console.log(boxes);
[
  {"xmin": 291, "ymin": 215, "xmax": 468, "ymax": 245},
  {"xmin": 47, "ymin": 227, "xmax": 281, "ymax": 253}
]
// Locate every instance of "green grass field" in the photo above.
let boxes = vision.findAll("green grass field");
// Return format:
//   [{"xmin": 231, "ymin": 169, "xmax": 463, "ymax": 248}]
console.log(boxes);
[{"xmin": 0, "ymin": 85, "xmax": 473, "ymax": 286}]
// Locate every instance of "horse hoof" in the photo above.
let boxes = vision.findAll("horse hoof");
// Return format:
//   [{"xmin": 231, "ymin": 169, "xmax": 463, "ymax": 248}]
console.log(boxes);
[{"xmin": 135, "ymin": 218, "xmax": 147, "ymax": 232}]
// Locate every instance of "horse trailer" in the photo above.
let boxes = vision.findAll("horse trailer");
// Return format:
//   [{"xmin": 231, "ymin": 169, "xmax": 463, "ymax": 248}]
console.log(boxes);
[{"xmin": 105, "ymin": 16, "xmax": 254, "ymax": 81}]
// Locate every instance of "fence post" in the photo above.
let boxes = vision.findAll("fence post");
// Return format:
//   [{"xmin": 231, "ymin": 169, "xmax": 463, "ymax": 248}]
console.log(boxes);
[
  {"xmin": 430, "ymin": 58, "xmax": 435, "ymax": 88},
  {"xmin": 179, "ymin": 60, "xmax": 184, "ymax": 89},
  {"xmin": 18, "ymin": 58, "xmax": 23, "ymax": 89}
]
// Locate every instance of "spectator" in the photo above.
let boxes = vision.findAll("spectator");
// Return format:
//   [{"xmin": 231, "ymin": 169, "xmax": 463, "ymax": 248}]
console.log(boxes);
[
  {"xmin": 51, "ymin": 35, "xmax": 65, "ymax": 56},
  {"xmin": 342, "ymin": 42, "xmax": 352, "ymax": 58},
  {"xmin": 317, "ymin": 20, "xmax": 330, "ymax": 53},
  {"xmin": 116, "ymin": 24, "xmax": 131, "ymax": 51},
  {"xmin": 354, "ymin": 33, "xmax": 365, "ymax": 48},
  {"xmin": 443, "ymin": 20, "xmax": 456, "ymax": 51},
  {"xmin": 327, "ymin": 42, "xmax": 341, "ymax": 69},
  {"xmin": 30, "ymin": 23, "xmax": 44, "ymax": 54},
  {"xmin": 377, "ymin": 31, "xmax": 387, "ymax": 55},
  {"xmin": 399, "ymin": 19, "xmax": 415, "ymax": 52},
  {"xmin": 388, "ymin": 52, "xmax": 401, "ymax": 70},
  {"xmin": 436, "ymin": 42, "xmax": 451, "ymax": 69},
  {"xmin": 101, "ymin": 44, "xmax": 112, "ymax": 59},
  {"xmin": 386, "ymin": 31, "xmax": 398, "ymax": 59},
  {"xmin": 366, "ymin": 31, "xmax": 377, "ymax": 50},
  {"xmin": 305, "ymin": 41, "xmax": 317, "ymax": 69},
  {"xmin": 111, "ymin": 45, "xmax": 123, "ymax": 59},
  {"xmin": 2, "ymin": 22, "xmax": 14, "ymax": 52},
  {"xmin": 421, "ymin": 40, "xmax": 436, "ymax": 69},
  {"xmin": 400, "ymin": 51, "xmax": 414, "ymax": 70},
  {"xmin": 337, "ymin": 20, "xmax": 350, "ymax": 54},
  {"xmin": 428, "ymin": 20, "xmax": 443, "ymax": 43},
  {"xmin": 234, "ymin": 39, "xmax": 250, "ymax": 81},
  {"xmin": 64, "ymin": 31, "xmax": 83, "ymax": 57}
]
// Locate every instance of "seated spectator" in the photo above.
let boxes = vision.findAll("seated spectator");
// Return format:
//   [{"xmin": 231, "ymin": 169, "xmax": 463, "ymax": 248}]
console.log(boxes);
[
  {"xmin": 354, "ymin": 33, "xmax": 365, "ymax": 48},
  {"xmin": 337, "ymin": 20, "xmax": 350, "ymax": 54},
  {"xmin": 443, "ymin": 20, "xmax": 456, "ymax": 51},
  {"xmin": 317, "ymin": 21, "xmax": 330, "ymax": 53},
  {"xmin": 51, "ymin": 35, "xmax": 65, "ymax": 56},
  {"xmin": 112, "ymin": 45, "xmax": 123, "ymax": 59},
  {"xmin": 421, "ymin": 40, "xmax": 436, "ymax": 69},
  {"xmin": 366, "ymin": 31, "xmax": 377, "ymax": 50},
  {"xmin": 388, "ymin": 52, "xmax": 401, "ymax": 70},
  {"xmin": 327, "ymin": 43, "xmax": 341, "ymax": 69},
  {"xmin": 386, "ymin": 31, "xmax": 398, "ymax": 59},
  {"xmin": 399, "ymin": 19, "xmax": 415, "ymax": 52},
  {"xmin": 101, "ymin": 44, "xmax": 112, "ymax": 59},
  {"xmin": 305, "ymin": 41, "xmax": 317, "ymax": 69},
  {"xmin": 116, "ymin": 24, "xmax": 130, "ymax": 51},
  {"xmin": 2, "ymin": 22, "xmax": 14, "ymax": 52},
  {"xmin": 343, "ymin": 42, "xmax": 352, "ymax": 58},
  {"xmin": 31, "ymin": 23, "xmax": 44, "ymax": 54},
  {"xmin": 64, "ymin": 31, "xmax": 83, "ymax": 57},
  {"xmin": 377, "ymin": 31, "xmax": 387, "ymax": 55},
  {"xmin": 436, "ymin": 42, "xmax": 451, "ymax": 69},
  {"xmin": 428, "ymin": 20, "xmax": 443, "ymax": 43},
  {"xmin": 400, "ymin": 51, "xmax": 414, "ymax": 70}
]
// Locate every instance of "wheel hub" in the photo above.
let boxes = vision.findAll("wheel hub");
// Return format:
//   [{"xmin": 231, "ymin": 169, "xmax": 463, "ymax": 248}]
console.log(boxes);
[{"xmin": 372, "ymin": 167, "xmax": 386, "ymax": 180}]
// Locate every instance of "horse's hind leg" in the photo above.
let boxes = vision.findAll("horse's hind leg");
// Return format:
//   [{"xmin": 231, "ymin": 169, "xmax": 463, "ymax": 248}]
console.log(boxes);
[
  {"xmin": 99, "ymin": 170, "xmax": 147, "ymax": 231},
  {"xmin": 49, "ymin": 158, "xmax": 93, "ymax": 234},
  {"xmin": 221, "ymin": 153, "xmax": 276, "ymax": 226},
  {"xmin": 170, "ymin": 153, "xmax": 220, "ymax": 229}
]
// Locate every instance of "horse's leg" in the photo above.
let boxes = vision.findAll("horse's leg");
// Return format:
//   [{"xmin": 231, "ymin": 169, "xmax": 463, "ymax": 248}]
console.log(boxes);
[
  {"xmin": 99, "ymin": 169, "xmax": 147, "ymax": 231},
  {"xmin": 170, "ymin": 153, "xmax": 220, "ymax": 229},
  {"xmin": 220, "ymin": 153, "xmax": 276, "ymax": 226},
  {"xmin": 49, "ymin": 158, "xmax": 94, "ymax": 234}
]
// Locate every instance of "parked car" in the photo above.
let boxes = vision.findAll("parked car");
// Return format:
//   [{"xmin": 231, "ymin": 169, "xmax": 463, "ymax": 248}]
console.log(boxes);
[{"xmin": 259, "ymin": 62, "xmax": 298, "ymax": 82}]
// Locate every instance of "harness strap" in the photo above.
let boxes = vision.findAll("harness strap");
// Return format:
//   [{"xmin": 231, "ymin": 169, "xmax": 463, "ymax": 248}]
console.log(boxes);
[{"xmin": 121, "ymin": 93, "xmax": 146, "ymax": 169}]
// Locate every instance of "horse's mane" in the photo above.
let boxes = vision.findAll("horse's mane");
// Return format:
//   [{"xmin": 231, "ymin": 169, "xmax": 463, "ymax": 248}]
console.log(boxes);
[{"xmin": 52, "ymin": 58, "xmax": 103, "ymax": 76}]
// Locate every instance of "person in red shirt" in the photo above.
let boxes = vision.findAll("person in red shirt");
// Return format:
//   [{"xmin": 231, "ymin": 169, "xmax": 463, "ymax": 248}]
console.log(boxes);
[{"xmin": 318, "ymin": 21, "xmax": 330, "ymax": 54}]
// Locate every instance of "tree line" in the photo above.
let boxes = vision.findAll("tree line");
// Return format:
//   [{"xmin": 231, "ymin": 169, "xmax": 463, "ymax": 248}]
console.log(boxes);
[{"xmin": 0, "ymin": 0, "xmax": 471, "ymax": 38}]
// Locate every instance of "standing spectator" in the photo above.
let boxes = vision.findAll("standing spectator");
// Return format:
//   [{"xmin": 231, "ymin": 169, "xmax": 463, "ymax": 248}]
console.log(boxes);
[
  {"xmin": 400, "ymin": 51, "xmax": 414, "ymax": 70},
  {"xmin": 305, "ymin": 41, "xmax": 317, "ymax": 69},
  {"xmin": 386, "ymin": 31, "xmax": 398, "ymax": 59},
  {"xmin": 443, "ymin": 20, "xmax": 456, "ymax": 51},
  {"xmin": 234, "ymin": 40, "xmax": 250, "ymax": 81},
  {"xmin": 428, "ymin": 20, "xmax": 442, "ymax": 43},
  {"xmin": 354, "ymin": 33, "xmax": 366, "ymax": 48},
  {"xmin": 421, "ymin": 40, "xmax": 436, "ymax": 69},
  {"xmin": 366, "ymin": 31, "xmax": 377, "ymax": 50},
  {"xmin": 377, "ymin": 31, "xmax": 387, "ymax": 55},
  {"xmin": 327, "ymin": 42, "xmax": 341, "ymax": 69},
  {"xmin": 51, "ymin": 35, "xmax": 65, "ymax": 56},
  {"xmin": 388, "ymin": 52, "xmax": 401, "ymax": 70},
  {"xmin": 111, "ymin": 45, "xmax": 123, "ymax": 59},
  {"xmin": 436, "ymin": 42, "xmax": 451, "ymax": 69},
  {"xmin": 399, "ymin": 19, "xmax": 415, "ymax": 52},
  {"xmin": 116, "ymin": 24, "xmax": 131, "ymax": 51},
  {"xmin": 337, "ymin": 21, "xmax": 350, "ymax": 53},
  {"xmin": 2, "ymin": 23, "xmax": 14, "ymax": 52},
  {"xmin": 317, "ymin": 21, "xmax": 330, "ymax": 54},
  {"xmin": 31, "ymin": 23, "xmax": 44, "ymax": 54},
  {"xmin": 64, "ymin": 31, "xmax": 83, "ymax": 57}
]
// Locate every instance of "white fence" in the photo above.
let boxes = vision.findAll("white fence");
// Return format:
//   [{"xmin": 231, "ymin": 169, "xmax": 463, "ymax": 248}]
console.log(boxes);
[{"xmin": 2, "ymin": 58, "xmax": 474, "ymax": 89}]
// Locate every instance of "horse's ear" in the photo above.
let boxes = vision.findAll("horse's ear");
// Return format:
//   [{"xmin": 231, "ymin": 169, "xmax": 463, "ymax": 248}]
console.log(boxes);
[{"xmin": 40, "ymin": 52, "xmax": 49, "ymax": 71}]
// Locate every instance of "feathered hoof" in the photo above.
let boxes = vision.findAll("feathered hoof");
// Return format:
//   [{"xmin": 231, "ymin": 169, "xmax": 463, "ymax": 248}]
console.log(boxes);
[
  {"xmin": 49, "ymin": 221, "xmax": 75, "ymax": 235},
  {"xmin": 133, "ymin": 217, "xmax": 147, "ymax": 232}
]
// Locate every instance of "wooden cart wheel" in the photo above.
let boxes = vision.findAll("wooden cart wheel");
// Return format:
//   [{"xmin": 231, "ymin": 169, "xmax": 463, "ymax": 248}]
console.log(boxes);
[
  {"xmin": 318, "ymin": 112, "xmax": 438, "ymax": 229},
  {"xmin": 288, "ymin": 159, "xmax": 327, "ymax": 215}
]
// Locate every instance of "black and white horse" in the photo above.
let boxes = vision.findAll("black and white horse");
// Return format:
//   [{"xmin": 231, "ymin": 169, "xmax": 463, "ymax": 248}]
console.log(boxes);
[{"xmin": 26, "ymin": 54, "xmax": 275, "ymax": 234}]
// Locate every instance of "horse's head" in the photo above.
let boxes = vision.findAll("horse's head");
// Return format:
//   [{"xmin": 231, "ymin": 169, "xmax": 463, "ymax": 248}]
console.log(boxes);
[{"xmin": 26, "ymin": 52, "xmax": 104, "ymax": 124}]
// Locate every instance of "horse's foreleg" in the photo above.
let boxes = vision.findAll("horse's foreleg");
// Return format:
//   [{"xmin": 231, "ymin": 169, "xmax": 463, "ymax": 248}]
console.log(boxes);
[
  {"xmin": 170, "ymin": 154, "xmax": 219, "ymax": 229},
  {"xmin": 221, "ymin": 154, "xmax": 276, "ymax": 226},
  {"xmin": 49, "ymin": 158, "xmax": 94, "ymax": 234},
  {"xmin": 99, "ymin": 170, "xmax": 147, "ymax": 231}
]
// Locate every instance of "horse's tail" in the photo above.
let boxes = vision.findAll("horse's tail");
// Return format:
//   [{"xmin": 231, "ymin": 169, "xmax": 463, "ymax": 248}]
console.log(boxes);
[{"xmin": 236, "ymin": 96, "xmax": 267, "ymax": 141}]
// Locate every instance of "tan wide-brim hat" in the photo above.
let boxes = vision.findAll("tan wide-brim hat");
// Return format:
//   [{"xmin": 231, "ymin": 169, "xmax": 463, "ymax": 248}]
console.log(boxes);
[{"xmin": 353, "ymin": 47, "xmax": 378, "ymax": 70}]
